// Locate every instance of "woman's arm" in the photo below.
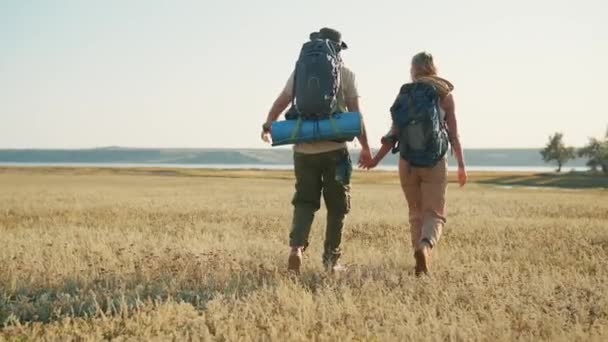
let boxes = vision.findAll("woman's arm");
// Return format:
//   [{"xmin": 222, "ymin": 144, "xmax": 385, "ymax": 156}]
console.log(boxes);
[
  {"xmin": 362, "ymin": 126, "xmax": 397, "ymax": 169},
  {"xmin": 442, "ymin": 94, "xmax": 467, "ymax": 186},
  {"xmin": 371, "ymin": 143, "xmax": 393, "ymax": 167}
]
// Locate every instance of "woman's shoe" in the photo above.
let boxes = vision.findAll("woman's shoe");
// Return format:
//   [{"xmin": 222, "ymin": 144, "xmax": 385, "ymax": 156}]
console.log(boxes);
[{"xmin": 414, "ymin": 243, "xmax": 431, "ymax": 276}]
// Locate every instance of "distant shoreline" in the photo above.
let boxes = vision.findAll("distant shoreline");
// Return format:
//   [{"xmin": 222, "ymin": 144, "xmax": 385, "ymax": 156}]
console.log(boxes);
[
  {"xmin": 0, "ymin": 162, "xmax": 590, "ymax": 173},
  {"xmin": 0, "ymin": 147, "xmax": 590, "ymax": 169}
]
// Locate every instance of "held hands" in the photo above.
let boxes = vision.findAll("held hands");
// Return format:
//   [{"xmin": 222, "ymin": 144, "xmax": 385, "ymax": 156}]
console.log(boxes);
[
  {"xmin": 359, "ymin": 156, "xmax": 379, "ymax": 170},
  {"xmin": 357, "ymin": 148, "xmax": 373, "ymax": 169},
  {"xmin": 360, "ymin": 138, "xmax": 392, "ymax": 170},
  {"xmin": 357, "ymin": 147, "xmax": 372, "ymax": 168},
  {"xmin": 359, "ymin": 153, "xmax": 379, "ymax": 170}
]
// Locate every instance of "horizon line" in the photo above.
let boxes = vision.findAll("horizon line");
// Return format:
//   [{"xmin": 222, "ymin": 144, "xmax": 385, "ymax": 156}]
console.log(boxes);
[{"xmin": 0, "ymin": 146, "xmax": 550, "ymax": 151}]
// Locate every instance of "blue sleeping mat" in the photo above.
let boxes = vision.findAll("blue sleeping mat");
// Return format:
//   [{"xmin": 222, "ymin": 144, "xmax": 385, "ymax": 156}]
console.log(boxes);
[{"xmin": 271, "ymin": 112, "xmax": 362, "ymax": 146}]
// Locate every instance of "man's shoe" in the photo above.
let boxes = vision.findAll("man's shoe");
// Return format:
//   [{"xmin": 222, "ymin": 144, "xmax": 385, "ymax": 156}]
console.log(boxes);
[{"xmin": 288, "ymin": 247, "xmax": 303, "ymax": 274}]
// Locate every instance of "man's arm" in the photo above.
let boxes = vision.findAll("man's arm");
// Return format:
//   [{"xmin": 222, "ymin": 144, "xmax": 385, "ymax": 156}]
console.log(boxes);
[
  {"xmin": 264, "ymin": 91, "xmax": 291, "ymax": 127},
  {"xmin": 261, "ymin": 90, "xmax": 292, "ymax": 142},
  {"xmin": 262, "ymin": 73, "xmax": 295, "ymax": 139},
  {"xmin": 345, "ymin": 97, "xmax": 369, "ymax": 150},
  {"xmin": 346, "ymin": 96, "xmax": 372, "ymax": 166}
]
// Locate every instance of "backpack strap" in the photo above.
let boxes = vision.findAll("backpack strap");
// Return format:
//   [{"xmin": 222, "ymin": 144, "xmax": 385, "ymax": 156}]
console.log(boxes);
[
  {"xmin": 290, "ymin": 117, "xmax": 303, "ymax": 141},
  {"xmin": 327, "ymin": 115, "xmax": 341, "ymax": 138},
  {"xmin": 291, "ymin": 68, "xmax": 298, "ymax": 112}
]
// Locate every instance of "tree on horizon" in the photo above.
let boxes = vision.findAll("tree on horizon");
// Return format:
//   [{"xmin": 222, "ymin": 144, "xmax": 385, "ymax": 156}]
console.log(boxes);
[
  {"xmin": 541, "ymin": 133, "xmax": 575, "ymax": 173},
  {"xmin": 578, "ymin": 126, "xmax": 608, "ymax": 174}
]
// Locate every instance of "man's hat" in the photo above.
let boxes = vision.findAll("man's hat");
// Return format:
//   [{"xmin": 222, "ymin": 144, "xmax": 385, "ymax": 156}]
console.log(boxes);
[{"xmin": 309, "ymin": 27, "xmax": 348, "ymax": 50}]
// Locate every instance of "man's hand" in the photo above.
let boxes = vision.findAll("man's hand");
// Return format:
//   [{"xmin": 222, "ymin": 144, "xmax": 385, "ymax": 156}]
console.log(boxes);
[
  {"xmin": 261, "ymin": 122, "xmax": 272, "ymax": 143},
  {"xmin": 358, "ymin": 148, "xmax": 372, "ymax": 168},
  {"xmin": 261, "ymin": 91, "xmax": 291, "ymax": 144}
]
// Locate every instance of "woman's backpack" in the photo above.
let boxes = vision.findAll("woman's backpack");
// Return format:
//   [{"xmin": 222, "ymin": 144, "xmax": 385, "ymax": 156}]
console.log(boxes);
[{"xmin": 390, "ymin": 82, "xmax": 448, "ymax": 167}]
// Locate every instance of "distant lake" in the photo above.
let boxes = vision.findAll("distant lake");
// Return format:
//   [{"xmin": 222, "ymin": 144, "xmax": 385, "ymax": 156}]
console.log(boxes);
[{"xmin": 0, "ymin": 148, "xmax": 590, "ymax": 173}]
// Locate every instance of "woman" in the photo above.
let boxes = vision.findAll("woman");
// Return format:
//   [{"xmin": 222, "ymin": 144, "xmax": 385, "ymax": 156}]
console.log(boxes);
[{"xmin": 363, "ymin": 52, "xmax": 466, "ymax": 276}]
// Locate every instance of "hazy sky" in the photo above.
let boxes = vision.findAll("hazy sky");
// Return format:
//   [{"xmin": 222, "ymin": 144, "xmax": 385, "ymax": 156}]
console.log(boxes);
[{"xmin": 1, "ymin": 0, "xmax": 606, "ymax": 149}]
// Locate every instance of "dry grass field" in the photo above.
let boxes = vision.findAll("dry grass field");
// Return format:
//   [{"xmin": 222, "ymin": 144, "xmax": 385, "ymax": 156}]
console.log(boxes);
[{"xmin": 0, "ymin": 168, "xmax": 607, "ymax": 341}]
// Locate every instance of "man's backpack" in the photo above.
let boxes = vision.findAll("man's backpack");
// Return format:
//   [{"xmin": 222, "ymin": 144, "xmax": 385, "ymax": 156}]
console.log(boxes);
[
  {"xmin": 286, "ymin": 38, "xmax": 342, "ymax": 120},
  {"xmin": 390, "ymin": 82, "xmax": 448, "ymax": 167}
]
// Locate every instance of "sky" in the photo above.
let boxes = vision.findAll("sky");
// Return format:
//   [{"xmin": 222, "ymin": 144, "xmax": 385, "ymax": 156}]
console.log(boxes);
[{"xmin": 1, "ymin": 0, "xmax": 607, "ymax": 149}]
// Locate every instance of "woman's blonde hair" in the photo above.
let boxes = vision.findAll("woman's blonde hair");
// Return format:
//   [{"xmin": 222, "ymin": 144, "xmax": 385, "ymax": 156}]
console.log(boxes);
[{"xmin": 411, "ymin": 52, "xmax": 437, "ymax": 79}]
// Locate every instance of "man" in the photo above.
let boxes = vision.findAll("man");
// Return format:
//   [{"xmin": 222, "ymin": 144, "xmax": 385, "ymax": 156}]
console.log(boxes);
[{"xmin": 261, "ymin": 27, "xmax": 371, "ymax": 273}]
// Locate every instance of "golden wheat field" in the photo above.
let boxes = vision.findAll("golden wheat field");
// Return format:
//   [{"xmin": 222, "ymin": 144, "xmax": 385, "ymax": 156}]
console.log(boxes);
[{"xmin": 0, "ymin": 167, "xmax": 606, "ymax": 341}]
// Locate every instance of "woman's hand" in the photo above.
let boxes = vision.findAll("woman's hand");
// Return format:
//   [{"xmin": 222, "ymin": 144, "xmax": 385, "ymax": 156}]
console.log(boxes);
[{"xmin": 457, "ymin": 166, "xmax": 467, "ymax": 187}]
